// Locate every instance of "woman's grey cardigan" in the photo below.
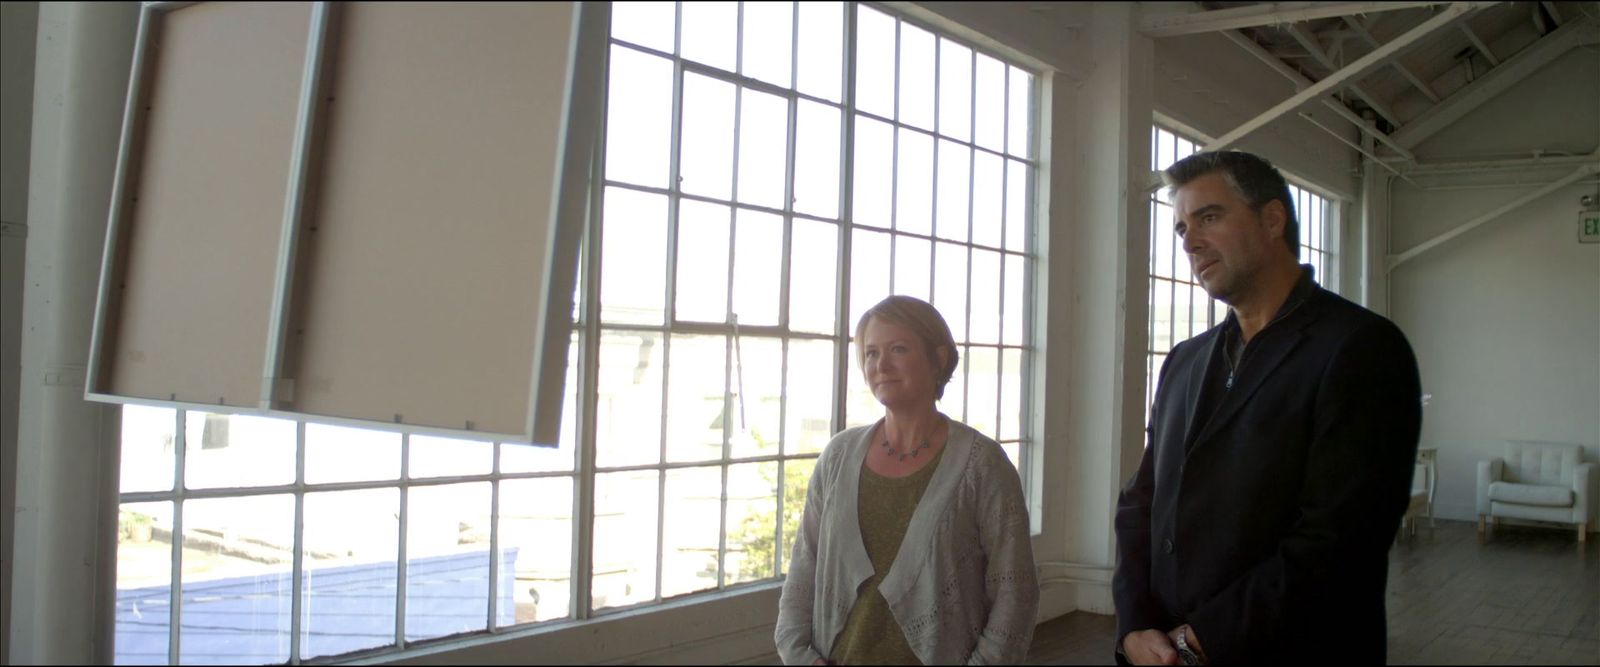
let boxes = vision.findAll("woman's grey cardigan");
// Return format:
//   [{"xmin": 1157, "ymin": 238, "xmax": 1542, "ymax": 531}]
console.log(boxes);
[{"xmin": 774, "ymin": 420, "xmax": 1039, "ymax": 665}]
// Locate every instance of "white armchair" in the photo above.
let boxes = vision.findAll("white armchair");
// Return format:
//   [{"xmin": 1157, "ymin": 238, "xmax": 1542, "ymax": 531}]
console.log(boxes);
[{"xmin": 1477, "ymin": 440, "xmax": 1593, "ymax": 543}]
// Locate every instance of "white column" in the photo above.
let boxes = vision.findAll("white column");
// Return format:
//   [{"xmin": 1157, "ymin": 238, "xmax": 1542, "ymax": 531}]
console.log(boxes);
[
  {"xmin": 1050, "ymin": 0, "xmax": 1153, "ymax": 606},
  {"xmin": 8, "ymin": 2, "xmax": 138, "ymax": 663},
  {"xmin": 1358, "ymin": 112, "xmax": 1392, "ymax": 315}
]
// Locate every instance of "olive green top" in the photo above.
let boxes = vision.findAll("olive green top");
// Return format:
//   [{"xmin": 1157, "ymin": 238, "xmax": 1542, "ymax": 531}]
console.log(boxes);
[{"xmin": 828, "ymin": 445, "xmax": 947, "ymax": 666}]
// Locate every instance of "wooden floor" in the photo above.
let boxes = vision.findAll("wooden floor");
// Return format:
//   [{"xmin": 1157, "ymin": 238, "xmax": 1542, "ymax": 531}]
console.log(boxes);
[{"xmin": 1025, "ymin": 519, "xmax": 1599, "ymax": 665}]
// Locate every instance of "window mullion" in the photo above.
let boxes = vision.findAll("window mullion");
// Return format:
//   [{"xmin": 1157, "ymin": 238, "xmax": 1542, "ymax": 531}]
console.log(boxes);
[
  {"xmin": 887, "ymin": 17, "xmax": 900, "ymax": 290},
  {"xmin": 289, "ymin": 420, "xmax": 307, "ymax": 664},
  {"xmin": 572, "ymin": 113, "xmax": 607, "ymax": 621},
  {"xmin": 487, "ymin": 445, "xmax": 502, "ymax": 631},
  {"xmin": 395, "ymin": 433, "xmax": 410, "ymax": 649},
  {"xmin": 168, "ymin": 408, "xmax": 185, "ymax": 665},
  {"xmin": 832, "ymin": 3, "xmax": 858, "ymax": 434}
]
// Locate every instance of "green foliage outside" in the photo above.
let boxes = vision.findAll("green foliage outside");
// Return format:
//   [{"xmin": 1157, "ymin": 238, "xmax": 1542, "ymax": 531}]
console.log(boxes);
[{"xmin": 728, "ymin": 430, "xmax": 814, "ymax": 581}]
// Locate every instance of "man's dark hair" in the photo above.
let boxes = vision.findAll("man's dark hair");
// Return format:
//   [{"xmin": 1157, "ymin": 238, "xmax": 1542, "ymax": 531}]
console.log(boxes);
[{"xmin": 1162, "ymin": 150, "xmax": 1299, "ymax": 254}]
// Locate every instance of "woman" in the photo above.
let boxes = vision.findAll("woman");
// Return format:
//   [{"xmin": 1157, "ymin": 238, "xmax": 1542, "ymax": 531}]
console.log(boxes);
[{"xmin": 775, "ymin": 295, "xmax": 1038, "ymax": 665}]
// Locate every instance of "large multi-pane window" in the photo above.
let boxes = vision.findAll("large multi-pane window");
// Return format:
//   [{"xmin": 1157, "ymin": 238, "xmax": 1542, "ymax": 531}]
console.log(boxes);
[
  {"xmin": 113, "ymin": 3, "xmax": 1036, "ymax": 663},
  {"xmin": 1146, "ymin": 125, "xmax": 1335, "ymax": 422}
]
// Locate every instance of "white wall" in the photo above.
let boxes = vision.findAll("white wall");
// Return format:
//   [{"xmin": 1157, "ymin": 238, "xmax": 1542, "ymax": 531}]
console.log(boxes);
[
  {"xmin": 1389, "ymin": 46, "xmax": 1600, "ymax": 529},
  {"xmin": 0, "ymin": 3, "xmax": 39, "ymax": 662}
]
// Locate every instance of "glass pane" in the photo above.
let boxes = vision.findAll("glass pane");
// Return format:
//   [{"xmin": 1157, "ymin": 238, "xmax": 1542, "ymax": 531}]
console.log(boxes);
[
  {"xmin": 971, "ymin": 151, "xmax": 1002, "ymax": 248},
  {"xmin": 605, "ymin": 46, "xmax": 673, "ymax": 188},
  {"xmin": 1003, "ymin": 254, "xmax": 1026, "ymax": 347},
  {"xmin": 1188, "ymin": 281, "xmax": 1208, "ymax": 337},
  {"xmin": 675, "ymin": 199, "xmax": 732, "ymax": 323},
  {"xmin": 854, "ymin": 5, "xmax": 895, "ymax": 118},
  {"xmin": 793, "ymin": 100, "xmax": 841, "ymax": 219},
  {"xmin": 121, "ymin": 404, "xmax": 175, "ymax": 493},
  {"xmin": 300, "ymin": 489, "xmax": 398, "ymax": 660},
  {"xmin": 942, "ymin": 345, "xmax": 968, "ymax": 420},
  {"xmin": 1314, "ymin": 200, "xmax": 1326, "ymax": 254},
  {"xmin": 844, "ymin": 340, "xmax": 881, "ymax": 429},
  {"xmin": 848, "ymin": 228, "xmax": 891, "ymax": 335},
  {"xmin": 724, "ymin": 461, "xmax": 779, "ymax": 585},
  {"xmin": 593, "ymin": 470, "xmax": 660, "ymax": 609},
  {"xmin": 1154, "ymin": 201, "xmax": 1175, "ymax": 280},
  {"xmin": 116, "ymin": 501, "xmax": 172, "ymax": 666},
  {"xmin": 974, "ymin": 53, "xmax": 1004, "ymax": 151},
  {"xmin": 788, "ymin": 219, "xmax": 838, "ymax": 335},
  {"xmin": 1007, "ymin": 66, "xmax": 1032, "ymax": 158},
  {"xmin": 179, "ymin": 494, "xmax": 293, "ymax": 665},
  {"xmin": 737, "ymin": 88, "xmax": 789, "ymax": 210},
  {"xmin": 897, "ymin": 22, "xmax": 934, "ymax": 130},
  {"xmin": 1000, "ymin": 441, "xmax": 1020, "ymax": 470},
  {"xmin": 894, "ymin": 128, "xmax": 933, "ymax": 236},
  {"xmin": 404, "ymin": 483, "xmax": 491, "ymax": 643},
  {"xmin": 730, "ymin": 337, "xmax": 784, "ymax": 459},
  {"xmin": 969, "ymin": 249, "xmax": 1001, "ymax": 344},
  {"xmin": 1172, "ymin": 279, "xmax": 1193, "ymax": 343},
  {"xmin": 1005, "ymin": 159, "xmax": 1029, "ymax": 253},
  {"xmin": 600, "ymin": 187, "xmax": 668, "ymax": 325},
  {"xmin": 679, "ymin": 73, "xmax": 736, "ymax": 201},
  {"xmin": 184, "ymin": 413, "xmax": 294, "ymax": 490},
  {"xmin": 965, "ymin": 347, "xmax": 999, "ymax": 440},
  {"xmin": 499, "ymin": 477, "xmax": 574, "ymax": 625},
  {"xmin": 938, "ymin": 39, "xmax": 972, "ymax": 142},
  {"xmin": 778, "ymin": 457, "xmax": 816, "ymax": 575},
  {"xmin": 1156, "ymin": 128, "xmax": 1177, "ymax": 171},
  {"xmin": 933, "ymin": 242, "xmax": 968, "ymax": 341},
  {"xmin": 935, "ymin": 139, "xmax": 970, "ymax": 243},
  {"xmin": 1212, "ymin": 298, "xmax": 1228, "ymax": 329},
  {"xmin": 1151, "ymin": 278, "xmax": 1173, "ymax": 353},
  {"xmin": 304, "ymin": 423, "xmax": 399, "ymax": 485},
  {"xmin": 661, "ymin": 466, "xmax": 722, "ymax": 598},
  {"xmin": 1177, "ymin": 137, "xmax": 1195, "ymax": 160},
  {"xmin": 610, "ymin": 0, "xmax": 675, "ymax": 52},
  {"xmin": 666, "ymin": 334, "xmax": 728, "ymax": 464},
  {"xmin": 795, "ymin": 2, "xmax": 843, "ymax": 102},
  {"xmin": 742, "ymin": 1, "xmax": 793, "ymax": 88},
  {"xmin": 1000, "ymin": 348, "xmax": 1023, "ymax": 441},
  {"xmin": 784, "ymin": 339, "xmax": 835, "ymax": 455},
  {"xmin": 501, "ymin": 332, "xmax": 580, "ymax": 473},
  {"xmin": 681, "ymin": 1, "xmax": 737, "ymax": 72},
  {"xmin": 893, "ymin": 235, "xmax": 931, "ymax": 302},
  {"xmin": 852, "ymin": 115, "xmax": 893, "ymax": 229},
  {"xmin": 595, "ymin": 330, "xmax": 665, "ymax": 468},
  {"xmin": 732, "ymin": 208, "xmax": 783, "ymax": 327},
  {"xmin": 409, "ymin": 434, "xmax": 493, "ymax": 478}
]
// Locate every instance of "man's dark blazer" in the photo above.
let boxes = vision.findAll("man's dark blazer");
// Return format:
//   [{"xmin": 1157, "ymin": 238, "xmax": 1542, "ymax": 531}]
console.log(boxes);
[{"xmin": 1113, "ymin": 271, "xmax": 1422, "ymax": 664}]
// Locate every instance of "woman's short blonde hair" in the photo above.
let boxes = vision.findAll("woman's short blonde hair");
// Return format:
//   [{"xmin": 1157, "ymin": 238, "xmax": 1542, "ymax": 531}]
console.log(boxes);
[{"xmin": 854, "ymin": 295, "xmax": 961, "ymax": 400}]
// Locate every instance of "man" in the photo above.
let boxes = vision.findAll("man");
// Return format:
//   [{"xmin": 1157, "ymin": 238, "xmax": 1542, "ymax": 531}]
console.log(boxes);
[{"xmin": 1113, "ymin": 150, "xmax": 1422, "ymax": 665}]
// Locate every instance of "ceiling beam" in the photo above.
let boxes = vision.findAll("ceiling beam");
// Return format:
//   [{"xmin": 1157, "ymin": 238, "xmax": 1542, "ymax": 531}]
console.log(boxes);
[
  {"xmin": 1219, "ymin": 29, "xmax": 1417, "ymax": 161},
  {"xmin": 1458, "ymin": 23, "xmax": 1500, "ymax": 65},
  {"xmin": 1391, "ymin": 16, "xmax": 1597, "ymax": 150},
  {"xmin": 1140, "ymin": 1, "xmax": 1450, "ymax": 37},
  {"xmin": 1285, "ymin": 24, "xmax": 1403, "ymax": 127},
  {"xmin": 1387, "ymin": 157, "xmax": 1598, "ymax": 269},
  {"xmin": 1403, "ymin": 153, "xmax": 1599, "ymax": 175},
  {"xmin": 1204, "ymin": 2, "xmax": 1485, "ymax": 153},
  {"xmin": 1540, "ymin": 1, "xmax": 1564, "ymax": 27},
  {"xmin": 1342, "ymin": 16, "xmax": 1441, "ymax": 102}
]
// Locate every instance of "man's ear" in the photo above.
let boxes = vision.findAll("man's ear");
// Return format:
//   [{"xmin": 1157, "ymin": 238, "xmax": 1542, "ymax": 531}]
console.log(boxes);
[{"xmin": 1260, "ymin": 199, "xmax": 1288, "ymax": 245}]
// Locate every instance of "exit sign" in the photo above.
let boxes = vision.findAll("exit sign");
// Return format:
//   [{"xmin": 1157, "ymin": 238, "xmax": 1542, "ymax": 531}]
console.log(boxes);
[{"xmin": 1584, "ymin": 211, "xmax": 1600, "ymax": 244}]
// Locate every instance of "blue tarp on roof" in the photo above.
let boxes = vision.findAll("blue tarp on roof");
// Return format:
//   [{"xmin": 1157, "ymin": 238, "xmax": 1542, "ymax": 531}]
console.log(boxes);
[{"xmin": 115, "ymin": 548, "xmax": 517, "ymax": 664}]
